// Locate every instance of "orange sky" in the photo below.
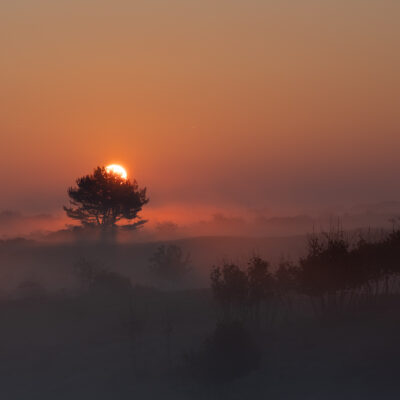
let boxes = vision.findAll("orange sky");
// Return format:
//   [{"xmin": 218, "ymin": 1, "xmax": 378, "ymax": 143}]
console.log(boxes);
[{"xmin": 1, "ymin": 0, "xmax": 400, "ymax": 220}]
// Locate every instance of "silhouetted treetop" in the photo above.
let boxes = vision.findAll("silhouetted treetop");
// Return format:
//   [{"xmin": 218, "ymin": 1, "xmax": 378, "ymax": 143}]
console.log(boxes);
[
  {"xmin": 149, "ymin": 244, "xmax": 191, "ymax": 282},
  {"xmin": 64, "ymin": 166, "xmax": 149, "ymax": 229}
]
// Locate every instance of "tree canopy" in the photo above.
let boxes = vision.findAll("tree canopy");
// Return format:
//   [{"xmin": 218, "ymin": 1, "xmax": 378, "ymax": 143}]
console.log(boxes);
[
  {"xmin": 64, "ymin": 166, "xmax": 149, "ymax": 229},
  {"xmin": 149, "ymin": 245, "xmax": 191, "ymax": 282}
]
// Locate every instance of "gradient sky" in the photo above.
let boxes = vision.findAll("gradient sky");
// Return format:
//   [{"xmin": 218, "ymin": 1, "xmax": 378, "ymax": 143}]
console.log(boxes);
[{"xmin": 1, "ymin": 0, "xmax": 400, "ymax": 219}]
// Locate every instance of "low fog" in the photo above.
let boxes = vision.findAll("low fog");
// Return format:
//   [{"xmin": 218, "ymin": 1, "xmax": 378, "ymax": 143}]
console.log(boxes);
[
  {"xmin": 2, "ymin": 200, "xmax": 399, "ymax": 239},
  {"xmin": 1, "ymin": 208, "xmax": 400, "ymax": 398},
  {"xmin": 1, "ymin": 202, "xmax": 398, "ymax": 296}
]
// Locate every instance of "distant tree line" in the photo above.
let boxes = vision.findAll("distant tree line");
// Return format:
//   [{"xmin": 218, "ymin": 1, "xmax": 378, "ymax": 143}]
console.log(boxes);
[{"xmin": 210, "ymin": 223, "xmax": 400, "ymax": 323}]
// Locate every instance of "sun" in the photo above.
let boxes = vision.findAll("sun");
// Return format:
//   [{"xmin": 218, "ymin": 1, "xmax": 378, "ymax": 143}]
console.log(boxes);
[{"xmin": 106, "ymin": 164, "xmax": 128, "ymax": 179}]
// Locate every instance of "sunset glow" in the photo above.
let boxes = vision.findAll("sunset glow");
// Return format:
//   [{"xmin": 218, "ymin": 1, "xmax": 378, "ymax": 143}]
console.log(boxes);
[
  {"xmin": 0, "ymin": 0, "xmax": 399, "ymax": 217},
  {"xmin": 106, "ymin": 164, "xmax": 128, "ymax": 180},
  {"xmin": 1, "ymin": 1, "xmax": 400, "ymax": 396}
]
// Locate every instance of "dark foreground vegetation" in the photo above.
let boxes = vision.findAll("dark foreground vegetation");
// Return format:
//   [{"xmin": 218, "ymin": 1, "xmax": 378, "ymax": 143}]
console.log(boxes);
[{"xmin": 2, "ymin": 226, "xmax": 400, "ymax": 399}]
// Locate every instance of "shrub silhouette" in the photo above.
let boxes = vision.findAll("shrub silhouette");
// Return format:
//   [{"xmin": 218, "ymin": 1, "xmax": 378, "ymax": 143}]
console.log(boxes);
[
  {"xmin": 74, "ymin": 258, "xmax": 132, "ymax": 298},
  {"xmin": 149, "ymin": 245, "xmax": 191, "ymax": 283},
  {"xmin": 211, "ymin": 256, "xmax": 275, "ymax": 325},
  {"xmin": 293, "ymin": 225, "xmax": 400, "ymax": 316},
  {"xmin": 187, "ymin": 320, "xmax": 261, "ymax": 384},
  {"xmin": 296, "ymin": 230, "xmax": 355, "ymax": 315},
  {"xmin": 90, "ymin": 270, "xmax": 132, "ymax": 297},
  {"xmin": 274, "ymin": 259, "xmax": 298, "ymax": 317},
  {"xmin": 349, "ymin": 227, "xmax": 400, "ymax": 302},
  {"xmin": 275, "ymin": 259, "xmax": 298, "ymax": 294},
  {"xmin": 247, "ymin": 256, "xmax": 274, "ymax": 326},
  {"xmin": 64, "ymin": 166, "xmax": 149, "ymax": 230},
  {"xmin": 74, "ymin": 257, "xmax": 99, "ymax": 291},
  {"xmin": 298, "ymin": 231, "xmax": 350, "ymax": 295},
  {"xmin": 208, "ymin": 226, "xmax": 400, "ymax": 321},
  {"xmin": 210, "ymin": 262, "xmax": 248, "ymax": 321}
]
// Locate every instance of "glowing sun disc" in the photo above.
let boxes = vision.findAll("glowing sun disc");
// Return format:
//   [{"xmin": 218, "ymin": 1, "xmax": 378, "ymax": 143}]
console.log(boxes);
[{"xmin": 106, "ymin": 164, "xmax": 128, "ymax": 179}]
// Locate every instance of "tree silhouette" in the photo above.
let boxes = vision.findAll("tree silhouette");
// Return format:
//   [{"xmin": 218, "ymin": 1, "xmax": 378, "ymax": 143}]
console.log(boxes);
[
  {"xmin": 210, "ymin": 263, "xmax": 248, "ymax": 321},
  {"xmin": 73, "ymin": 257, "xmax": 132, "ymax": 296},
  {"xmin": 296, "ymin": 230, "xmax": 351, "ymax": 316},
  {"xmin": 274, "ymin": 259, "xmax": 298, "ymax": 318},
  {"xmin": 64, "ymin": 166, "xmax": 149, "ymax": 229},
  {"xmin": 247, "ymin": 256, "xmax": 274, "ymax": 326},
  {"xmin": 186, "ymin": 320, "xmax": 261, "ymax": 384},
  {"xmin": 149, "ymin": 244, "xmax": 191, "ymax": 282}
]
